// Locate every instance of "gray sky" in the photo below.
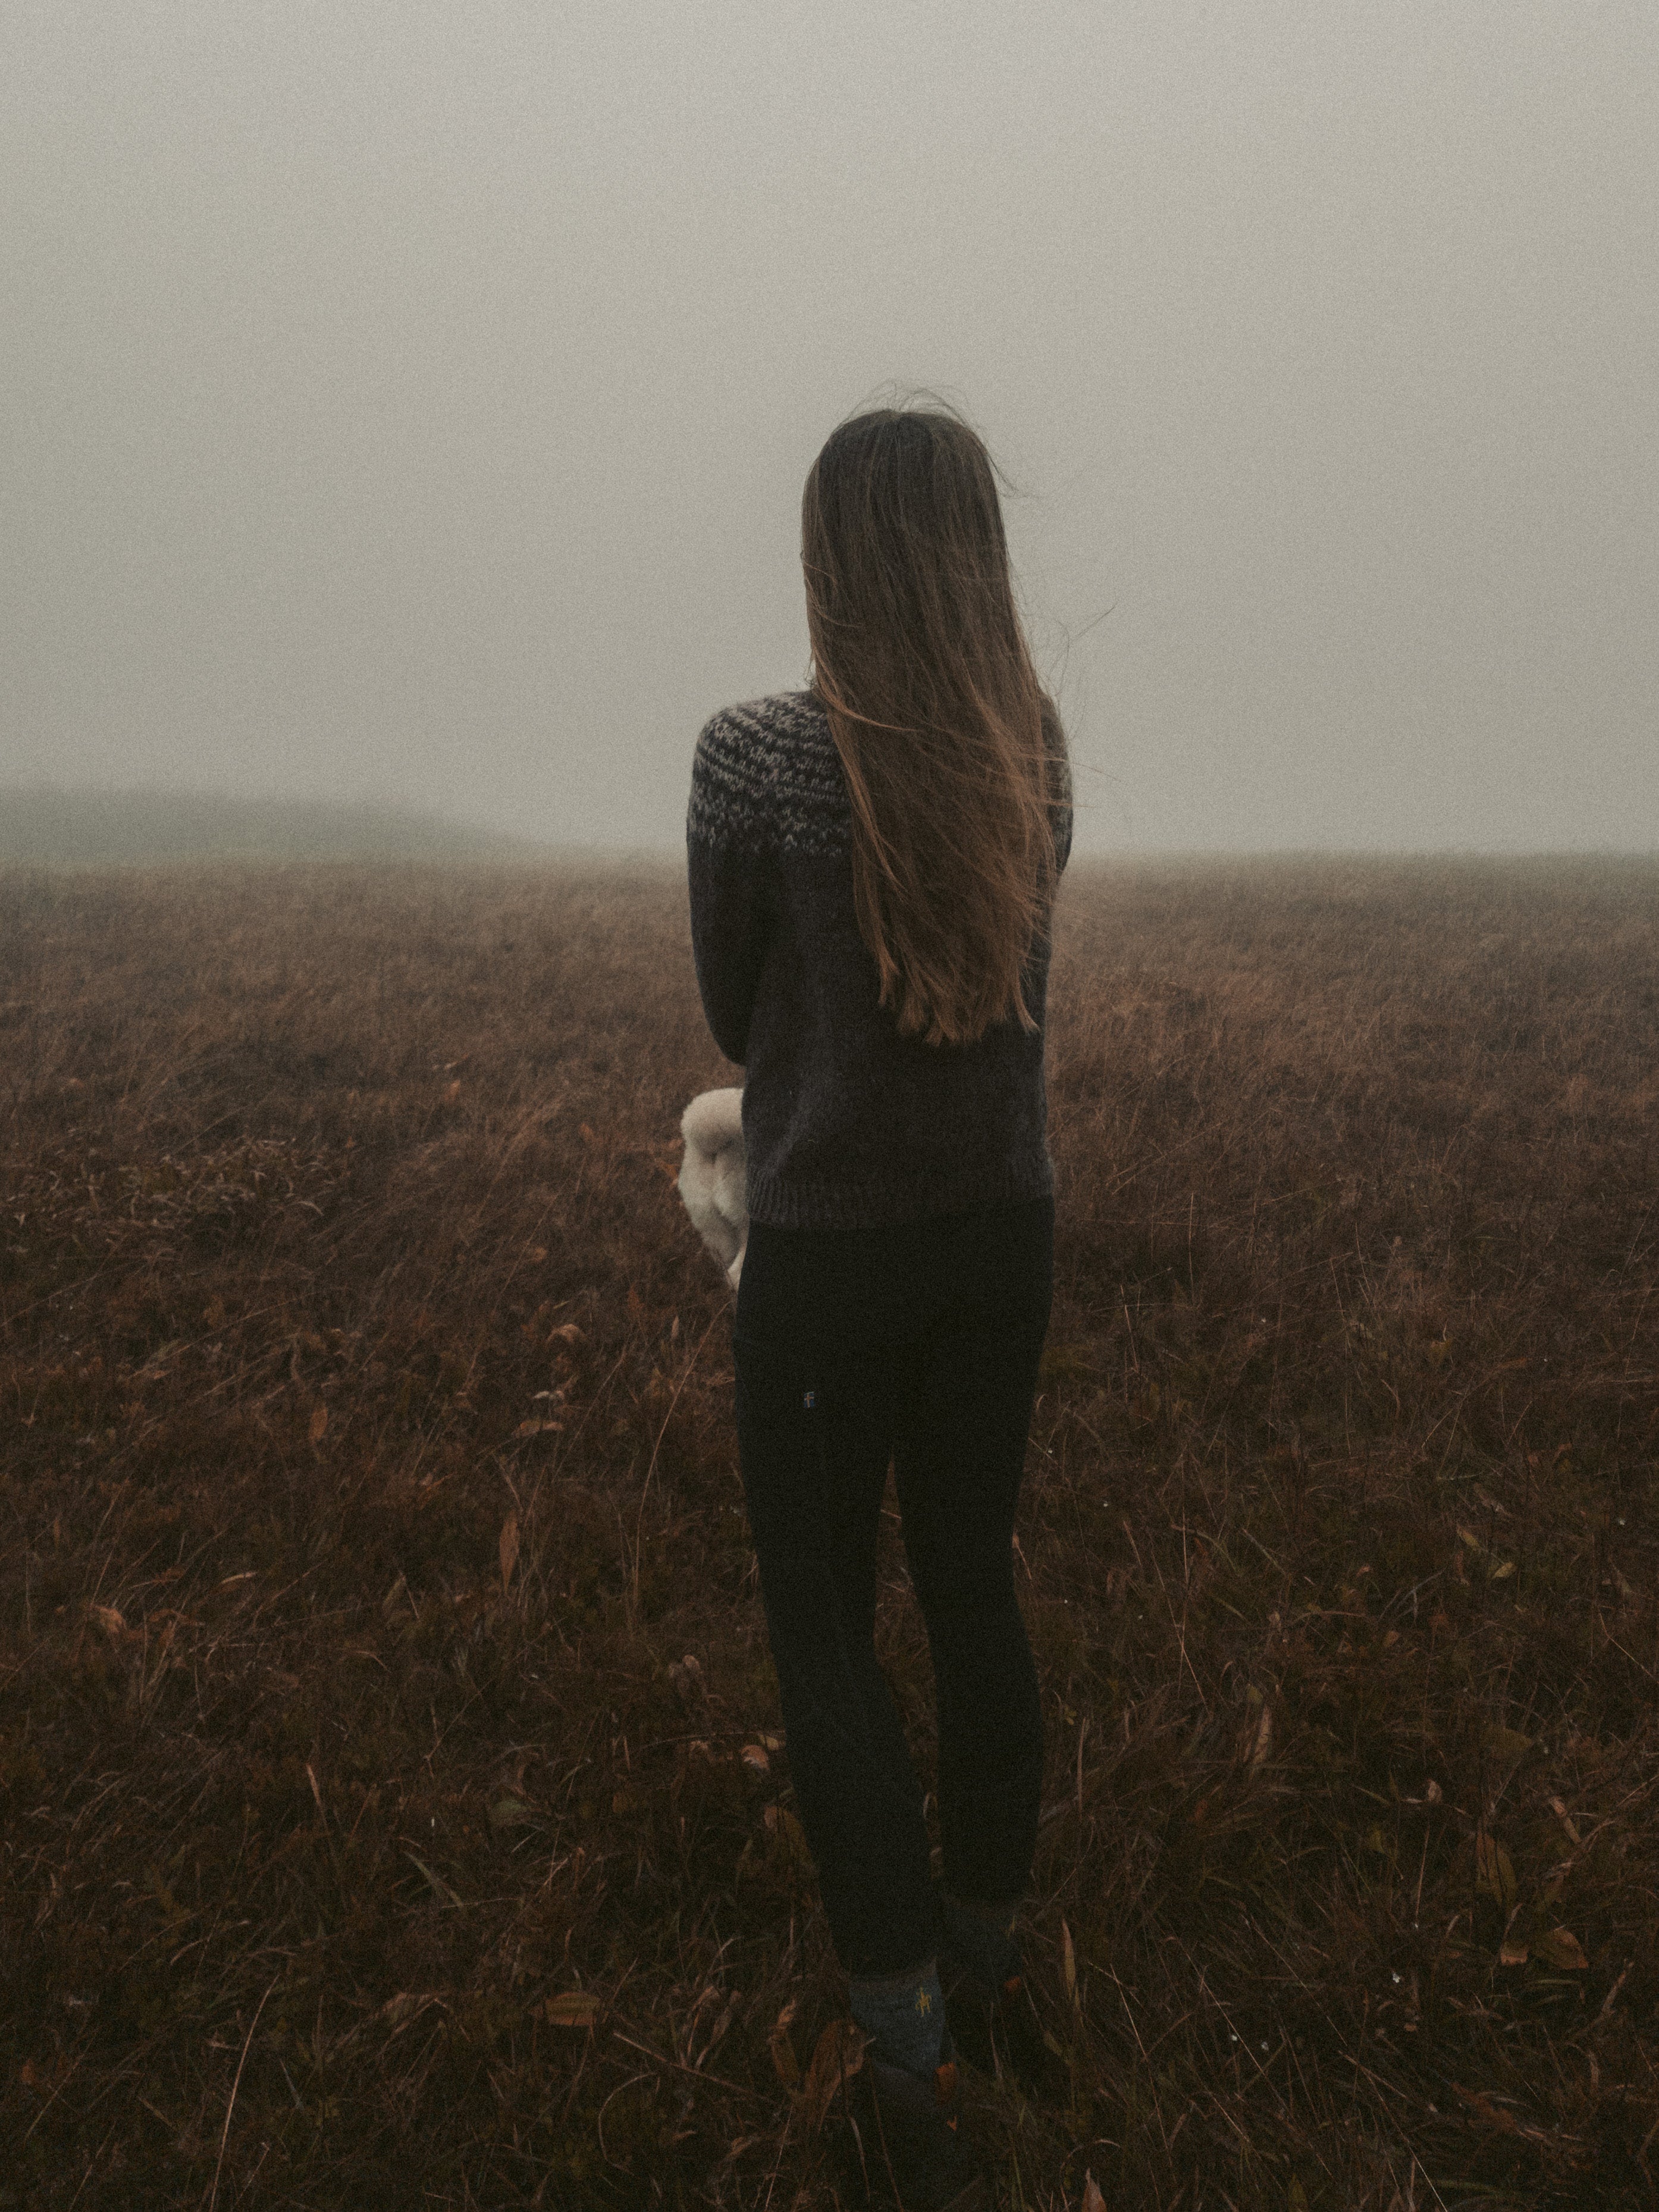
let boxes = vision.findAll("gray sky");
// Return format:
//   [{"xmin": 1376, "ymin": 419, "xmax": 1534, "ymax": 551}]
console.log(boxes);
[{"xmin": 5, "ymin": 1, "xmax": 1655, "ymax": 853}]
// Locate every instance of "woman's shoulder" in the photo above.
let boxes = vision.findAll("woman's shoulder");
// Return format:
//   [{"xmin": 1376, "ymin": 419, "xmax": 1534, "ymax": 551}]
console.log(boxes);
[
  {"xmin": 690, "ymin": 691, "xmax": 846, "ymax": 851},
  {"xmin": 696, "ymin": 689, "xmax": 828, "ymax": 753},
  {"xmin": 692, "ymin": 689, "xmax": 832, "ymax": 798}
]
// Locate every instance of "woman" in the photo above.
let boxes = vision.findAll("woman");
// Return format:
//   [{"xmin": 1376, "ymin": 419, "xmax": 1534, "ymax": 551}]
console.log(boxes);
[{"xmin": 686, "ymin": 405, "xmax": 1071, "ymax": 2210}]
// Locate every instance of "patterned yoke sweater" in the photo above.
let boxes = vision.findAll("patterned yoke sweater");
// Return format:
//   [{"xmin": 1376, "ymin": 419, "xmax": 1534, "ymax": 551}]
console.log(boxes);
[{"xmin": 685, "ymin": 688, "xmax": 1073, "ymax": 1231}]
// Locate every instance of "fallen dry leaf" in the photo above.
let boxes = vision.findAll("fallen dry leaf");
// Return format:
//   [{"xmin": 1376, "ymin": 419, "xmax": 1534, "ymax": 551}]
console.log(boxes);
[
  {"xmin": 498, "ymin": 1511, "xmax": 520, "ymax": 1588},
  {"xmin": 763, "ymin": 1804, "xmax": 810, "ymax": 1863},
  {"xmin": 1485, "ymin": 1724, "xmax": 1532, "ymax": 1763},
  {"xmin": 1533, "ymin": 1926, "xmax": 1589, "ymax": 1971},
  {"xmin": 1250, "ymin": 1702, "xmax": 1273, "ymax": 1767},
  {"xmin": 1475, "ymin": 1831, "xmax": 1517, "ymax": 1913},
  {"xmin": 1453, "ymin": 2083, "xmax": 1522, "ymax": 2135},
  {"xmin": 799, "ymin": 2017, "xmax": 865, "ymax": 2131},
  {"xmin": 768, "ymin": 1998, "xmax": 800, "ymax": 2089}
]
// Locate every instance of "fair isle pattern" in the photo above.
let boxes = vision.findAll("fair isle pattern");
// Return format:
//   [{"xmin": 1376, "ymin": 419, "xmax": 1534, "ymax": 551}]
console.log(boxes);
[{"xmin": 686, "ymin": 691, "xmax": 852, "ymax": 859}]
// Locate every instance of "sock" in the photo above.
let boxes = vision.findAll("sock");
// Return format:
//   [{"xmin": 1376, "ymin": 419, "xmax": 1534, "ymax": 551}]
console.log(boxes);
[
  {"xmin": 848, "ymin": 1959, "xmax": 947, "ymax": 2079},
  {"xmin": 936, "ymin": 1890, "xmax": 1023, "ymax": 1992}
]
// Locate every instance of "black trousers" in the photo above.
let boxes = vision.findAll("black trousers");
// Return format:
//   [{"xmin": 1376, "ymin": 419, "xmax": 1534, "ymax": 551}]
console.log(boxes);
[{"xmin": 732, "ymin": 1192, "xmax": 1053, "ymax": 1979}]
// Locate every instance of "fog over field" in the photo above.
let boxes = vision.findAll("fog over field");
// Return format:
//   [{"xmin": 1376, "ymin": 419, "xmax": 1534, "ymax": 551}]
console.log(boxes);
[{"xmin": 5, "ymin": 2, "xmax": 1655, "ymax": 857}]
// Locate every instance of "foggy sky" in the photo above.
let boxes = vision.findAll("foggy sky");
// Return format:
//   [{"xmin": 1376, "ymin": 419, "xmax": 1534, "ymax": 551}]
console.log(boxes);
[{"xmin": 5, "ymin": 2, "xmax": 1655, "ymax": 854}]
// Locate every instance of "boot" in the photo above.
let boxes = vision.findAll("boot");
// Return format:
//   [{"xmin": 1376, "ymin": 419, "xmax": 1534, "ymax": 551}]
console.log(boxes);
[
  {"xmin": 838, "ymin": 2036, "xmax": 989, "ymax": 2211},
  {"xmin": 935, "ymin": 1923, "xmax": 1067, "ymax": 2100}
]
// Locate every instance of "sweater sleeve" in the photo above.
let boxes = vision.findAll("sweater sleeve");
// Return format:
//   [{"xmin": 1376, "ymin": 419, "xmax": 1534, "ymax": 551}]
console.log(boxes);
[{"xmin": 686, "ymin": 713, "xmax": 775, "ymax": 1067}]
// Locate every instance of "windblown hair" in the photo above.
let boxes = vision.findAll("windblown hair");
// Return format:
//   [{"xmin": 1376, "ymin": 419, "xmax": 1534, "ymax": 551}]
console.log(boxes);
[{"xmin": 802, "ymin": 405, "xmax": 1066, "ymax": 1048}]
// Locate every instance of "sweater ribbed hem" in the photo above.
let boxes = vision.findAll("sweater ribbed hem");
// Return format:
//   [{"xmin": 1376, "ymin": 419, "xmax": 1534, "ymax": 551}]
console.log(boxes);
[{"xmin": 745, "ymin": 1150, "xmax": 1055, "ymax": 1233}]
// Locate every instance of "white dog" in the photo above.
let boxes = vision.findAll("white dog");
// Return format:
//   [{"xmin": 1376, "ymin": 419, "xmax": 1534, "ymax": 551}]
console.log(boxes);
[{"xmin": 678, "ymin": 1088, "xmax": 748, "ymax": 1292}]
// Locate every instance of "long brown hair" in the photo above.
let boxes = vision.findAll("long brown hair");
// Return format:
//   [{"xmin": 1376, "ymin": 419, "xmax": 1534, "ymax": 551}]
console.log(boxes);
[{"xmin": 802, "ymin": 405, "xmax": 1066, "ymax": 1048}]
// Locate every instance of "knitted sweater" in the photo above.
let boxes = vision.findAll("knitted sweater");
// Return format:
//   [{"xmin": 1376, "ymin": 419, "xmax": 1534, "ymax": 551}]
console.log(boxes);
[{"xmin": 685, "ymin": 688, "xmax": 1072, "ymax": 1230}]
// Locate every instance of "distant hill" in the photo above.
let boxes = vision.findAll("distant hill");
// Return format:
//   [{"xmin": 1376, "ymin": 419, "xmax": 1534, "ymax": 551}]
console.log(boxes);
[{"xmin": 0, "ymin": 788, "xmax": 534, "ymax": 866}]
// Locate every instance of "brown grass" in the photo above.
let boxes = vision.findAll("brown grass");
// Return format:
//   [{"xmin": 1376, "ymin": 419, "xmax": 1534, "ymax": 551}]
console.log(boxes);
[{"xmin": 2, "ymin": 855, "xmax": 1657, "ymax": 2210}]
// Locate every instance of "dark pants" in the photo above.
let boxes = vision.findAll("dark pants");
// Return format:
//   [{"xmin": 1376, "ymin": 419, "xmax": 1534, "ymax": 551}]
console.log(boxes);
[{"xmin": 732, "ymin": 1193, "xmax": 1053, "ymax": 1979}]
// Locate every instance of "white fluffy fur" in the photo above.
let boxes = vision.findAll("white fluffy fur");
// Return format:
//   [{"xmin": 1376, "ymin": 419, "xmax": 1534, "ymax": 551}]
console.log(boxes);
[{"xmin": 678, "ymin": 1087, "xmax": 748, "ymax": 1292}]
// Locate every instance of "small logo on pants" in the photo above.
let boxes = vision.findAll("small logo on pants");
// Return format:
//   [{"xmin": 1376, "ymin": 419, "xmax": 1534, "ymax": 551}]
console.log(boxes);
[{"xmin": 802, "ymin": 1390, "xmax": 816, "ymax": 1409}]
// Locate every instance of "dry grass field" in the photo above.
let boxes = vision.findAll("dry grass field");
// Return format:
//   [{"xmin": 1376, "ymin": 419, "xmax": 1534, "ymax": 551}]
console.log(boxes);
[{"xmin": 3, "ymin": 856, "xmax": 1657, "ymax": 2211}]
